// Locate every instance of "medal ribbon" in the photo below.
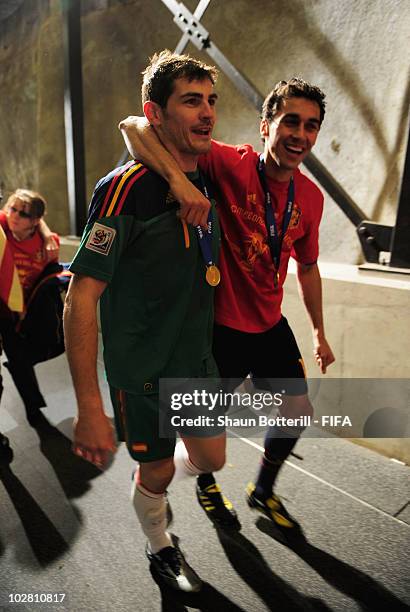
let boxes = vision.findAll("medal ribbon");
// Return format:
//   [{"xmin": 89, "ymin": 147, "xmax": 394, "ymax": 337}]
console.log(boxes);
[
  {"xmin": 195, "ymin": 172, "xmax": 215, "ymax": 268},
  {"xmin": 257, "ymin": 154, "xmax": 295, "ymax": 285}
]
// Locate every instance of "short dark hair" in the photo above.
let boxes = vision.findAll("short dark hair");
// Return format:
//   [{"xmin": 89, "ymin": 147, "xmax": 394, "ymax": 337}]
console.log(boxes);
[
  {"xmin": 262, "ymin": 78, "xmax": 326, "ymax": 124},
  {"xmin": 5, "ymin": 188, "xmax": 46, "ymax": 219},
  {"xmin": 141, "ymin": 49, "xmax": 218, "ymax": 108}
]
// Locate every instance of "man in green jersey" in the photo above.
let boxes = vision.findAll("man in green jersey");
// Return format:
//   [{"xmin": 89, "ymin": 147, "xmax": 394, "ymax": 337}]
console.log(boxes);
[{"xmin": 64, "ymin": 51, "xmax": 230, "ymax": 593}]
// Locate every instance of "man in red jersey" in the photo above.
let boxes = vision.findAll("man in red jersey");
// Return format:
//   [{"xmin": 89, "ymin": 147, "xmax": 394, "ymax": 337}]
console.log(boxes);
[{"xmin": 119, "ymin": 77, "xmax": 335, "ymax": 536}]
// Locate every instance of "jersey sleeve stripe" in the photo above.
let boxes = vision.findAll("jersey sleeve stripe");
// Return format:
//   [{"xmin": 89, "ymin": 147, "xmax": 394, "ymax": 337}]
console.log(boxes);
[
  {"xmin": 105, "ymin": 163, "xmax": 143, "ymax": 217},
  {"xmin": 98, "ymin": 160, "xmax": 135, "ymax": 219},
  {"xmin": 114, "ymin": 167, "xmax": 149, "ymax": 216}
]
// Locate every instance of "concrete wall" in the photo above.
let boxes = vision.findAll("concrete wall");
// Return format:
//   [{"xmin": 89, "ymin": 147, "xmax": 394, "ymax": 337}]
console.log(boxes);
[
  {"xmin": 0, "ymin": 0, "xmax": 68, "ymax": 231},
  {"xmin": 0, "ymin": 0, "xmax": 409, "ymax": 262},
  {"xmin": 282, "ymin": 262, "xmax": 410, "ymax": 464}
]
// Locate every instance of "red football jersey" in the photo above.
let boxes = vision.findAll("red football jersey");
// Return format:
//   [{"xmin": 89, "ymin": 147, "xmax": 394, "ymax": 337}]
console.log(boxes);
[
  {"xmin": 199, "ymin": 140, "xmax": 323, "ymax": 332},
  {"xmin": 0, "ymin": 210, "xmax": 59, "ymax": 301}
]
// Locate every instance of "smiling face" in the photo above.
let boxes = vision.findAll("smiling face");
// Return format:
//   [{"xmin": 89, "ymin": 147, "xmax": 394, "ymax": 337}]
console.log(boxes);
[
  {"xmin": 144, "ymin": 77, "xmax": 217, "ymax": 171},
  {"xmin": 260, "ymin": 96, "xmax": 321, "ymax": 181}
]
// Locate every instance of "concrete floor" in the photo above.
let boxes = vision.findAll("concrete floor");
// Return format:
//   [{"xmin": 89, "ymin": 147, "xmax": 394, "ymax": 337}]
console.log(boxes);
[{"xmin": 0, "ymin": 351, "xmax": 409, "ymax": 612}]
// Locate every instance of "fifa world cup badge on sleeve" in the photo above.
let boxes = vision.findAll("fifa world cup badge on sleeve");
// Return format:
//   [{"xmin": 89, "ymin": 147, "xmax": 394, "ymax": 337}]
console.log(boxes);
[{"xmin": 86, "ymin": 222, "xmax": 116, "ymax": 256}]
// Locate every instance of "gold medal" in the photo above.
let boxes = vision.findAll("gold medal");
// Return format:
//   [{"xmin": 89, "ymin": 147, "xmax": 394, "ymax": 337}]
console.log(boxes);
[
  {"xmin": 273, "ymin": 271, "xmax": 280, "ymax": 288},
  {"xmin": 206, "ymin": 265, "xmax": 221, "ymax": 287}
]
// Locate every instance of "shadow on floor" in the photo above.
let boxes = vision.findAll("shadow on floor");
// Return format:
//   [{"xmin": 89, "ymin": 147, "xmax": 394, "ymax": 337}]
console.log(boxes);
[
  {"xmin": 34, "ymin": 415, "xmax": 103, "ymax": 500},
  {"xmin": 0, "ymin": 464, "xmax": 70, "ymax": 566},
  {"xmin": 256, "ymin": 517, "xmax": 410, "ymax": 612},
  {"xmin": 150, "ymin": 564, "xmax": 246, "ymax": 612},
  {"xmin": 215, "ymin": 527, "xmax": 332, "ymax": 612},
  {"xmin": 0, "ymin": 414, "xmax": 105, "ymax": 567}
]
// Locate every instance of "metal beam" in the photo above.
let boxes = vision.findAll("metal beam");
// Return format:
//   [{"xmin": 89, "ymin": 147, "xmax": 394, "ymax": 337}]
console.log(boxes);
[
  {"xmin": 303, "ymin": 155, "xmax": 365, "ymax": 227},
  {"xmin": 167, "ymin": 0, "xmax": 264, "ymax": 111},
  {"xmin": 202, "ymin": 43, "xmax": 264, "ymax": 112},
  {"xmin": 390, "ymin": 122, "xmax": 410, "ymax": 268},
  {"xmin": 61, "ymin": 0, "xmax": 87, "ymax": 236},
  {"xmin": 174, "ymin": 0, "xmax": 211, "ymax": 54}
]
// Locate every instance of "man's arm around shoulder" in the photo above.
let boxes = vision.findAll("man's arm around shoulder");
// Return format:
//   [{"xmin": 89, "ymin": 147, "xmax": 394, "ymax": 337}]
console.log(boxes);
[
  {"xmin": 119, "ymin": 116, "xmax": 210, "ymax": 228},
  {"xmin": 64, "ymin": 274, "xmax": 116, "ymax": 468}
]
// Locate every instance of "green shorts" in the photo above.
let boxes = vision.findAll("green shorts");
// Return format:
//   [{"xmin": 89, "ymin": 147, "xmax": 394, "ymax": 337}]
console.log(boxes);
[{"xmin": 110, "ymin": 357, "xmax": 220, "ymax": 462}]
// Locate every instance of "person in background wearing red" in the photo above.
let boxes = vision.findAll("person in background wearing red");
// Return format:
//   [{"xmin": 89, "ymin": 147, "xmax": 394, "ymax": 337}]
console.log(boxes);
[
  {"xmin": 0, "ymin": 189, "xmax": 60, "ymax": 426},
  {"xmin": 0, "ymin": 221, "xmax": 23, "ymax": 464}
]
